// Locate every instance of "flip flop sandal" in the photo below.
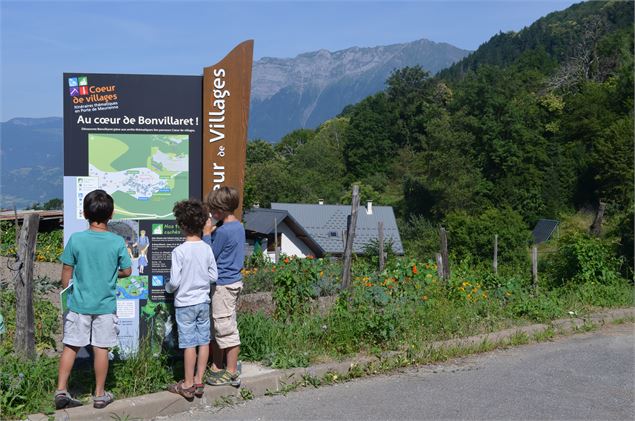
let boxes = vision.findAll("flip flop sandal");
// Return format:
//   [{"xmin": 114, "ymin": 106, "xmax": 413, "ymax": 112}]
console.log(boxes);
[
  {"xmin": 54, "ymin": 390, "xmax": 83, "ymax": 409},
  {"xmin": 93, "ymin": 391, "xmax": 114, "ymax": 409},
  {"xmin": 168, "ymin": 380, "xmax": 195, "ymax": 399},
  {"xmin": 194, "ymin": 383, "xmax": 204, "ymax": 398}
]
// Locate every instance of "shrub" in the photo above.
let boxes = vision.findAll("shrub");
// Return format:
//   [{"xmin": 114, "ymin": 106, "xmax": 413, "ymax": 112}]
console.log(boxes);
[
  {"xmin": 546, "ymin": 232, "xmax": 624, "ymax": 287},
  {"xmin": 272, "ymin": 256, "xmax": 320, "ymax": 320},
  {"xmin": 443, "ymin": 207, "xmax": 532, "ymax": 267}
]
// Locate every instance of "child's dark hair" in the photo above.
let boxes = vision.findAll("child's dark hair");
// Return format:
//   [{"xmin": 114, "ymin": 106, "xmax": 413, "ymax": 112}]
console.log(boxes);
[
  {"xmin": 83, "ymin": 189, "xmax": 114, "ymax": 223},
  {"xmin": 173, "ymin": 199, "xmax": 208, "ymax": 235},
  {"xmin": 205, "ymin": 186, "xmax": 240, "ymax": 213}
]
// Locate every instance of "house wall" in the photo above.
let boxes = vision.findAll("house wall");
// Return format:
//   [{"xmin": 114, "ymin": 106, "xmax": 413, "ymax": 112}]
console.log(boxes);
[
  {"xmin": 280, "ymin": 224, "xmax": 312, "ymax": 257},
  {"xmin": 263, "ymin": 223, "xmax": 313, "ymax": 262}
]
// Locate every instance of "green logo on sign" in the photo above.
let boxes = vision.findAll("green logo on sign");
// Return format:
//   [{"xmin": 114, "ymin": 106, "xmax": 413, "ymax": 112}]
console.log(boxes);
[{"xmin": 152, "ymin": 224, "xmax": 164, "ymax": 235}]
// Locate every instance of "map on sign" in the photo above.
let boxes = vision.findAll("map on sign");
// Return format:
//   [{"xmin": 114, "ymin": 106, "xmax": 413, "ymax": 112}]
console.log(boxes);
[
  {"xmin": 117, "ymin": 276, "xmax": 148, "ymax": 300},
  {"xmin": 88, "ymin": 133, "xmax": 189, "ymax": 219}
]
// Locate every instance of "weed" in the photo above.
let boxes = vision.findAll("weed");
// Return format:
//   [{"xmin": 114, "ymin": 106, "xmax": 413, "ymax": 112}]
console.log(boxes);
[
  {"xmin": 110, "ymin": 412, "xmax": 141, "ymax": 421},
  {"xmin": 532, "ymin": 327, "xmax": 556, "ymax": 342},
  {"xmin": 239, "ymin": 387, "xmax": 254, "ymax": 401},
  {"xmin": 612, "ymin": 316, "xmax": 635, "ymax": 325},
  {"xmin": 213, "ymin": 395, "xmax": 237, "ymax": 408}
]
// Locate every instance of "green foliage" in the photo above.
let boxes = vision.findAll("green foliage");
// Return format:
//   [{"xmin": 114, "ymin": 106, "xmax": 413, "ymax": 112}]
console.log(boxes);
[
  {"xmin": 0, "ymin": 222, "xmax": 64, "ymax": 263},
  {"xmin": 546, "ymin": 232, "xmax": 624, "ymax": 287},
  {"xmin": 272, "ymin": 256, "xmax": 320, "ymax": 320},
  {"xmin": 108, "ymin": 340, "xmax": 173, "ymax": 398},
  {"xmin": 0, "ymin": 290, "xmax": 60, "ymax": 354},
  {"xmin": 443, "ymin": 207, "xmax": 532, "ymax": 267},
  {"xmin": 0, "ymin": 352, "xmax": 58, "ymax": 418}
]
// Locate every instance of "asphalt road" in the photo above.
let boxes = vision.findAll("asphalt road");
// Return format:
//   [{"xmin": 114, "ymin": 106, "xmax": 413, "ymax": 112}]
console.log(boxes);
[{"xmin": 171, "ymin": 323, "xmax": 635, "ymax": 420}]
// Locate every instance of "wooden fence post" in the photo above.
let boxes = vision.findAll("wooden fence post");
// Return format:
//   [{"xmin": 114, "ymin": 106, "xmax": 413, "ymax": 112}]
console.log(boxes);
[
  {"xmin": 378, "ymin": 221, "xmax": 385, "ymax": 272},
  {"xmin": 493, "ymin": 234, "xmax": 498, "ymax": 275},
  {"xmin": 590, "ymin": 201, "xmax": 606, "ymax": 237},
  {"xmin": 439, "ymin": 226, "xmax": 450, "ymax": 280},
  {"xmin": 14, "ymin": 213, "xmax": 39, "ymax": 359},
  {"xmin": 531, "ymin": 246, "xmax": 538, "ymax": 294},
  {"xmin": 341, "ymin": 185, "xmax": 360, "ymax": 289},
  {"xmin": 435, "ymin": 253, "xmax": 444, "ymax": 279},
  {"xmin": 274, "ymin": 217, "xmax": 279, "ymax": 263}
]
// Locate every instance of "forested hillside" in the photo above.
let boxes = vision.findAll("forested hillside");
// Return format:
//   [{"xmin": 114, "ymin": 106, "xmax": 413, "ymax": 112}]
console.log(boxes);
[{"xmin": 244, "ymin": 0, "xmax": 634, "ymax": 268}]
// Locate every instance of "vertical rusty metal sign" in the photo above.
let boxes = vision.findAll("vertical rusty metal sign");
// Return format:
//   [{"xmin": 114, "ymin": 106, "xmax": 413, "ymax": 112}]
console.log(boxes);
[{"xmin": 203, "ymin": 40, "xmax": 254, "ymax": 219}]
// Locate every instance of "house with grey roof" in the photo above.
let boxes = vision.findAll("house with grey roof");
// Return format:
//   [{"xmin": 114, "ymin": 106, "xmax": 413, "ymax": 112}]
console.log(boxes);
[
  {"xmin": 243, "ymin": 208, "xmax": 324, "ymax": 262},
  {"xmin": 271, "ymin": 202, "xmax": 404, "ymax": 256}
]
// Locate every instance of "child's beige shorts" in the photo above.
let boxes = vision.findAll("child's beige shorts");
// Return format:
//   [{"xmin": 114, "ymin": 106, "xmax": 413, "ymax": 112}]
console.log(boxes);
[
  {"xmin": 63, "ymin": 311, "xmax": 119, "ymax": 348},
  {"xmin": 211, "ymin": 282, "xmax": 243, "ymax": 349}
]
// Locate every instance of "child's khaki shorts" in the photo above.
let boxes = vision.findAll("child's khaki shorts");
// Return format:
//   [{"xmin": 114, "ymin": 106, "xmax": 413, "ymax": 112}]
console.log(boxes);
[
  {"xmin": 211, "ymin": 282, "xmax": 243, "ymax": 349},
  {"xmin": 63, "ymin": 311, "xmax": 119, "ymax": 348}
]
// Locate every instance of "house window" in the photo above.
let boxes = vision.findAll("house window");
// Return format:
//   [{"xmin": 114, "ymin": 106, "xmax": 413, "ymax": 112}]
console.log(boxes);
[{"xmin": 329, "ymin": 231, "xmax": 338, "ymax": 237}]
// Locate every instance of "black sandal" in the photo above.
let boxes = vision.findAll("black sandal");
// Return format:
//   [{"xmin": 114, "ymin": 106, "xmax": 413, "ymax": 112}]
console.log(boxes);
[{"xmin": 54, "ymin": 390, "xmax": 82, "ymax": 409}]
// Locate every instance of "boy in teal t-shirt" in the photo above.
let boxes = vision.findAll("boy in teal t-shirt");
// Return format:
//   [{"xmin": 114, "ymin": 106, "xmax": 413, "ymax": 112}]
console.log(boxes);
[{"xmin": 54, "ymin": 190, "xmax": 132, "ymax": 410}]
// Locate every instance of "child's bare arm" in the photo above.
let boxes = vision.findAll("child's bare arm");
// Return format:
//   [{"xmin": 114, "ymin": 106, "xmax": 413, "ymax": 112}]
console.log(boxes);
[
  {"xmin": 61, "ymin": 264, "xmax": 73, "ymax": 288},
  {"xmin": 118, "ymin": 267, "xmax": 132, "ymax": 278}
]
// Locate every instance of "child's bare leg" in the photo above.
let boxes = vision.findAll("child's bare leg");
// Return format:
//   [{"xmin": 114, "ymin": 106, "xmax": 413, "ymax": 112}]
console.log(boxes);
[
  {"xmin": 210, "ymin": 340, "xmax": 223, "ymax": 371},
  {"xmin": 92, "ymin": 346, "xmax": 109, "ymax": 397},
  {"xmin": 194, "ymin": 344, "xmax": 209, "ymax": 384},
  {"xmin": 183, "ymin": 348, "xmax": 196, "ymax": 388},
  {"xmin": 57, "ymin": 345, "xmax": 80, "ymax": 391},
  {"xmin": 225, "ymin": 345, "xmax": 240, "ymax": 374}
]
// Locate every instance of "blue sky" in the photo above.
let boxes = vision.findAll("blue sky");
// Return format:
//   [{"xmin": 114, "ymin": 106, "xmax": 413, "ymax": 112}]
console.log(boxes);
[{"xmin": 1, "ymin": 0, "xmax": 578, "ymax": 121}]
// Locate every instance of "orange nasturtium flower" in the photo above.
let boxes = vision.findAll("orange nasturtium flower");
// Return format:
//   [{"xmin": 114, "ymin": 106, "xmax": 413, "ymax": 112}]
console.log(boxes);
[
  {"xmin": 412, "ymin": 265, "xmax": 418, "ymax": 275},
  {"xmin": 284, "ymin": 258, "xmax": 290, "ymax": 264}
]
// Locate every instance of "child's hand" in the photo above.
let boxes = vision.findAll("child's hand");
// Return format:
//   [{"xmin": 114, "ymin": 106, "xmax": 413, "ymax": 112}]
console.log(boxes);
[{"xmin": 203, "ymin": 217, "xmax": 216, "ymax": 236}]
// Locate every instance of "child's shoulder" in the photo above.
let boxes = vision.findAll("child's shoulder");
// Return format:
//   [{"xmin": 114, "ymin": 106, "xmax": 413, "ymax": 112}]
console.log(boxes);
[
  {"xmin": 73, "ymin": 230, "xmax": 123, "ymax": 244},
  {"xmin": 219, "ymin": 221, "xmax": 244, "ymax": 234}
]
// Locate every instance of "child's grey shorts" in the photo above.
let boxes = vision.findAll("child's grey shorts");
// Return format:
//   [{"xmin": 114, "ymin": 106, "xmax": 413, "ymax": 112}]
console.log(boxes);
[{"xmin": 63, "ymin": 311, "xmax": 119, "ymax": 348}]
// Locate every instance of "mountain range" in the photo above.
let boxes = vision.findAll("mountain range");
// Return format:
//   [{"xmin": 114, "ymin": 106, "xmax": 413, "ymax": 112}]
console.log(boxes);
[
  {"xmin": 0, "ymin": 38, "xmax": 469, "ymax": 208},
  {"xmin": 249, "ymin": 38, "xmax": 469, "ymax": 140}
]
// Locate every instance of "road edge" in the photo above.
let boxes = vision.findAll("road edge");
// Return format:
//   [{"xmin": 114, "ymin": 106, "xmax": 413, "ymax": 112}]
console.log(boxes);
[{"xmin": 29, "ymin": 307, "xmax": 634, "ymax": 421}]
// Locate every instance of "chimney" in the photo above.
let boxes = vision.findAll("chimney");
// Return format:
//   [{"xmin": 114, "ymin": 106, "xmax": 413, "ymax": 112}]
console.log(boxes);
[
  {"xmin": 318, "ymin": 199, "xmax": 324, "ymax": 205},
  {"xmin": 366, "ymin": 200, "xmax": 373, "ymax": 215}
]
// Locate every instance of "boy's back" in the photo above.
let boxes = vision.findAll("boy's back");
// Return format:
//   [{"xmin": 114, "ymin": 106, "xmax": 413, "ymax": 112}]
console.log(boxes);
[
  {"xmin": 209, "ymin": 221, "xmax": 245, "ymax": 285},
  {"xmin": 61, "ymin": 230, "xmax": 130, "ymax": 314}
]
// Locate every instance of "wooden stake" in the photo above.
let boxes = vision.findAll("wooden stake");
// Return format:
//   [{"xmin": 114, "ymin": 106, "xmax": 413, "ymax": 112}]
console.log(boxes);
[
  {"xmin": 378, "ymin": 221, "xmax": 385, "ymax": 272},
  {"xmin": 590, "ymin": 201, "xmax": 606, "ymax": 237},
  {"xmin": 436, "ymin": 253, "xmax": 444, "ymax": 279},
  {"xmin": 531, "ymin": 246, "xmax": 538, "ymax": 294},
  {"xmin": 274, "ymin": 217, "xmax": 279, "ymax": 263},
  {"xmin": 14, "ymin": 213, "xmax": 39, "ymax": 359},
  {"xmin": 493, "ymin": 234, "xmax": 498, "ymax": 275},
  {"xmin": 439, "ymin": 226, "xmax": 450, "ymax": 280},
  {"xmin": 341, "ymin": 185, "xmax": 360, "ymax": 289}
]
